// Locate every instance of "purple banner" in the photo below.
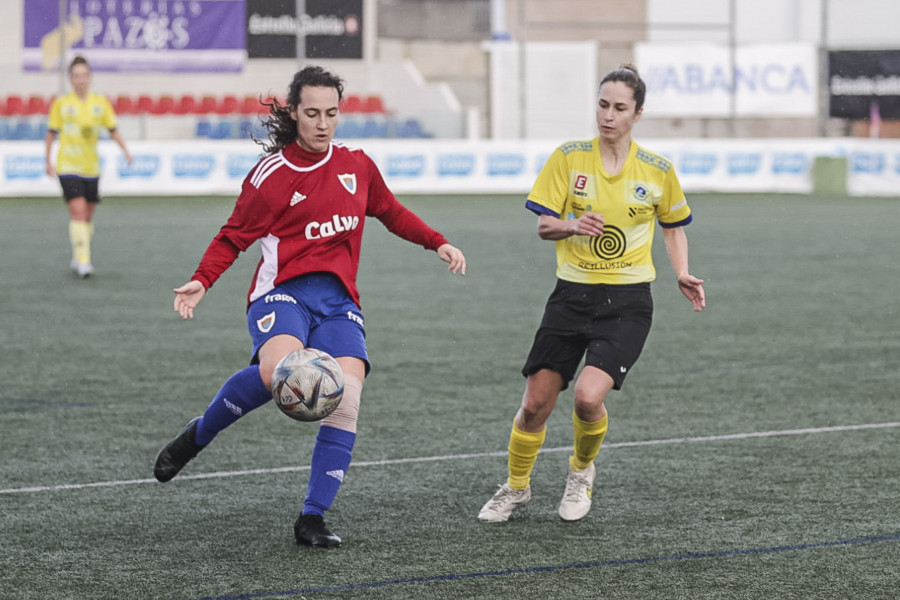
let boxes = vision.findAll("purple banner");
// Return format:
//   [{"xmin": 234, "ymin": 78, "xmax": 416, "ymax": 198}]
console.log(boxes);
[{"xmin": 24, "ymin": 0, "xmax": 246, "ymax": 73}]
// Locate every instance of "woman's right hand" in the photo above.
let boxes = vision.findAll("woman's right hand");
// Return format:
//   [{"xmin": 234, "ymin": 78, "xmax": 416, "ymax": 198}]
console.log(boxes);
[{"xmin": 173, "ymin": 280, "xmax": 207, "ymax": 319}]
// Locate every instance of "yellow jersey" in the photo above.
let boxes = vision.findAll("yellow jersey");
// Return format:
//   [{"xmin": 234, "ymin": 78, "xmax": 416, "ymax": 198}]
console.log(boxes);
[
  {"xmin": 526, "ymin": 138, "xmax": 692, "ymax": 285},
  {"xmin": 47, "ymin": 92, "xmax": 118, "ymax": 177}
]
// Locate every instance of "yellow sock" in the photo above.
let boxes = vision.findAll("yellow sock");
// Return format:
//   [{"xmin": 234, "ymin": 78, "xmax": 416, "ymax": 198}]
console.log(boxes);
[
  {"xmin": 69, "ymin": 220, "xmax": 92, "ymax": 264},
  {"xmin": 570, "ymin": 411, "xmax": 608, "ymax": 471},
  {"xmin": 507, "ymin": 421, "xmax": 546, "ymax": 490}
]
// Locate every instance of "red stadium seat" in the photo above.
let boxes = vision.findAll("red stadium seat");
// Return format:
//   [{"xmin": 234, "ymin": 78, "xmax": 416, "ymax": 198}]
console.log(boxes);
[
  {"xmin": 173, "ymin": 95, "xmax": 197, "ymax": 115},
  {"xmin": 240, "ymin": 95, "xmax": 265, "ymax": 115},
  {"xmin": 196, "ymin": 96, "xmax": 218, "ymax": 114},
  {"xmin": 342, "ymin": 95, "xmax": 363, "ymax": 113},
  {"xmin": 113, "ymin": 95, "xmax": 137, "ymax": 115},
  {"xmin": 136, "ymin": 95, "xmax": 155, "ymax": 114},
  {"xmin": 3, "ymin": 95, "xmax": 26, "ymax": 116},
  {"xmin": 215, "ymin": 95, "xmax": 239, "ymax": 115},
  {"xmin": 362, "ymin": 95, "xmax": 386, "ymax": 113},
  {"xmin": 154, "ymin": 96, "xmax": 175, "ymax": 114},
  {"xmin": 26, "ymin": 95, "xmax": 49, "ymax": 115}
]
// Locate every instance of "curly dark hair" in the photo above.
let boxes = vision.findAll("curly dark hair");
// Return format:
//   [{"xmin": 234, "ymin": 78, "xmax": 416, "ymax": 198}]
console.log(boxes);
[
  {"xmin": 255, "ymin": 65, "xmax": 344, "ymax": 154},
  {"xmin": 599, "ymin": 63, "xmax": 646, "ymax": 112}
]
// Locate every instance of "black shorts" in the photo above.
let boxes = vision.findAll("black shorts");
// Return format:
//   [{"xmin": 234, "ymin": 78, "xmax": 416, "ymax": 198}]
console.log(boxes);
[
  {"xmin": 522, "ymin": 279, "xmax": 653, "ymax": 391},
  {"xmin": 59, "ymin": 176, "xmax": 100, "ymax": 204}
]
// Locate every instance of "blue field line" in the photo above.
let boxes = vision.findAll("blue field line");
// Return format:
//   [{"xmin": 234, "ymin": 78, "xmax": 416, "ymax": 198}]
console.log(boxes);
[
  {"xmin": 191, "ymin": 531, "xmax": 900, "ymax": 600},
  {"xmin": 0, "ymin": 398, "xmax": 93, "ymax": 411}
]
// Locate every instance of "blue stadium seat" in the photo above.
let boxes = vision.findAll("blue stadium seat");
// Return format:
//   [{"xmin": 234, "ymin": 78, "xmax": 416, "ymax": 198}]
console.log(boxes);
[
  {"xmin": 196, "ymin": 119, "xmax": 234, "ymax": 139},
  {"xmin": 237, "ymin": 118, "xmax": 267, "ymax": 139},
  {"xmin": 336, "ymin": 119, "xmax": 364, "ymax": 138},
  {"xmin": 394, "ymin": 118, "xmax": 429, "ymax": 138},
  {"xmin": 360, "ymin": 118, "xmax": 387, "ymax": 138},
  {"xmin": 195, "ymin": 119, "xmax": 213, "ymax": 138},
  {"xmin": 11, "ymin": 121, "xmax": 37, "ymax": 140},
  {"xmin": 210, "ymin": 120, "xmax": 235, "ymax": 139}
]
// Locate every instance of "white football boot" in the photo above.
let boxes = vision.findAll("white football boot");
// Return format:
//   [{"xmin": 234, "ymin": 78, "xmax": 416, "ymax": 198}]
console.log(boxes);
[
  {"xmin": 478, "ymin": 483, "xmax": 531, "ymax": 522},
  {"xmin": 76, "ymin": 262, "xmax": 94, "ymax": 278},
  {"xmin": 558, "ymin": 462, "xmax": 596, "ymax": 521}
]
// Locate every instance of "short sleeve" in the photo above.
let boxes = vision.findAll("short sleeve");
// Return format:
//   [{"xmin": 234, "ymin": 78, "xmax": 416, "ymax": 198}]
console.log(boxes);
[
  {"xmin": 47, "ymin": 98, "xmax": 62, "ymax": 131},
  {"xmin": 526, "ymin": 147, "xmax": 569, "ymax": 218},
  {"xmin": 656, "ymin": 168, "xmax": 692, "ymax": 228}
]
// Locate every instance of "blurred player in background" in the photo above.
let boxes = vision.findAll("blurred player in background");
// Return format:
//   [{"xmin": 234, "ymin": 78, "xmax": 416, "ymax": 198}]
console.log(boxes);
[
  {"xmin": 45, "ymin": 55, "xmax": 133, "ymax": 278},
  {"xmin": 478, "ymin": 64, "xmax": 705, "ymax": 523},
  {"xmin": 153, "ymin": 65, "xmax": 466, "ymax": 548}
]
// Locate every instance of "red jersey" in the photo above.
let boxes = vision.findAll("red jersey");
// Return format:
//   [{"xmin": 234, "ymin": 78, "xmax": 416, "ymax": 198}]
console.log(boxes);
[{"xmin": 191, "ymin": 141, "xmax": 449, "ymax": 307}]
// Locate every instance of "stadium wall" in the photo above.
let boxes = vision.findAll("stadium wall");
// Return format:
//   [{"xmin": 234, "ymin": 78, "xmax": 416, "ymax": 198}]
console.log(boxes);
[{"xmin": 4, "ymin": 138, "xmax": 898, "ymax": 197}]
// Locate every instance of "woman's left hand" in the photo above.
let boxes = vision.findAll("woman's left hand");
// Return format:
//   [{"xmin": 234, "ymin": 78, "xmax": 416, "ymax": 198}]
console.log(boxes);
[
  {"xmin": 437, "ymin": 243, "xmax": 467, "ymax": 275},
  {"xmin": 678, "ymin": 274, "xmax": 706, "ymax": 312}
]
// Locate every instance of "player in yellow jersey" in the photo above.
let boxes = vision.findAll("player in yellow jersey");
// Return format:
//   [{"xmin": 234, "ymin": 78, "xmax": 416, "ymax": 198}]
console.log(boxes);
[
  {"xmin": 45, "ymin": 55, "xmax": 133, "ymax": 278},
  {"xmin": 479, "ymin": 64, "xmax": 706, "ymax": 523}
]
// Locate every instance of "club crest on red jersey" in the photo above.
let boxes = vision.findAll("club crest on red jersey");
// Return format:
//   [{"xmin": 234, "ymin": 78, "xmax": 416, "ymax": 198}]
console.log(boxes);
[{"xmin": 338, "ymin": 173, "xmax": 357, "ymax": 194}]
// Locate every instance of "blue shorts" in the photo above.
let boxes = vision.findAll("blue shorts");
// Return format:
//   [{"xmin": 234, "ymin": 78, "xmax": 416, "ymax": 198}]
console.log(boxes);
[{"xmin": 246, "ymin": 273, "xmax": 369, "ymax": 374}]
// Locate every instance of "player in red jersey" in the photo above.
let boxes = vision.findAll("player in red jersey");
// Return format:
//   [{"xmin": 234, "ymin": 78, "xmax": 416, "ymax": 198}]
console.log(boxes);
[{"xmin": 153, "ymin": 66, "xmax": 466, "ymax": 549}]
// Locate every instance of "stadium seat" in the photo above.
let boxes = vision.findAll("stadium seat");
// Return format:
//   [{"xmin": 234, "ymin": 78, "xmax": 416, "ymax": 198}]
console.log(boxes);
[
  {"xmin": 394, "ymin": 118, "xmax": 429, "ymax": 138},
  {"xmin": 113, "ymin": 95, "xmax": 138, "ymax": 115},
  {"xmin": 336, "ymin": 119, "xmax": 363, "ymax": 138},
  {"xmin": 153, "ymin": 96, "xmax": 175, "ymax": 115},
  {"xmin": 342, "ymin": 95, "xmax": 363, "ymax": 113},
  {"xmin": 195, "ymin": 119, "xmax": 213, "ymax": 137},
  {"xmin": 215, "ymin": 95, "xmax": 239, "ymax": 115},
  {"xmin": 26, "ymin": 95, "xmax": 49, "ymax": 115},
  {"xmin": 3, "ymin": 95, "xmax": 25, "ymax": 116},
  {"xmin": 240, "ymin": 95, "xmax": 266, "ymax": 115},
  {"xmin": 362, "ymin": 95, "xmax": 386, "ymax": 113},
  {"xmin": 195, "ymin": 96, "xmax": 217, "ymax": 114},
  {"xmin": 195, "ymin": 119, "xmax": 234, "ymax": 139},
  {"xmin": 10, "ymin": 121, "xmax": 38, "ymax": 140},
  {"xmin": 360, "ymin": 118, "xmax": 388, "ymax": 138},
  {"xmin": 237, "ymin": 118, "xmax": 268, "ymax": 139},
  {"xmin": 173, "ymin": 95, "xmax": 197, "ymax": 115},
  {"xmin": 136, "ymin": 95, "xmax": 155, "ymax": 114}
]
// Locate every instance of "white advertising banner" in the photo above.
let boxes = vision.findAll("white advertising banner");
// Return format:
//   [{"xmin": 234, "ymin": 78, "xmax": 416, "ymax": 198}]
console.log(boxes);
[
  {"xmin": 635, "ymin": 42, "xmax": 818, "ymax": 117},
  {"xmin": 3, "ymin": 138, "xmax": 899, "ymax": 197}
]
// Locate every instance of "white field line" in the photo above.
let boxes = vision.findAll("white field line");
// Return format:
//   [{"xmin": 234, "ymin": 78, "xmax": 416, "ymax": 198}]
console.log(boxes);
[{"xmin": 2, "ymin": 421, "xmax": 898, "ymax": 496}]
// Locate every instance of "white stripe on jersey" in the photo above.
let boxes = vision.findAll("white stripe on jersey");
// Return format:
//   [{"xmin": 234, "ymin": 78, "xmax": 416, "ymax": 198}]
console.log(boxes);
[
  {"xmin": 250, "ymin": 143, "xmax": 339, "ymax": 189},
  {"xmin": 249, "ymin": 234, "xmax": 281, "ymax": 302},
  {"xmin": 332, "ymin": 141, "xmax": 363, "ymax": 153},
  {"xmin": 250, "ymin": 153, "xmax": 286, "ymax": 189}
]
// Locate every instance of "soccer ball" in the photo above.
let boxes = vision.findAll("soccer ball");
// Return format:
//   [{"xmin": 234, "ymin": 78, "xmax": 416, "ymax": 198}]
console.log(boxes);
[{"xmin": 272, "ymin": 348, "xmax": 344, "ymax": 422}]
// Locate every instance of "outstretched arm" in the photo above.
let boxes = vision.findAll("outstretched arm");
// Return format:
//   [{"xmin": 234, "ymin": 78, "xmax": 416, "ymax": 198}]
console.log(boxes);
[{"xmin": 662, "ymin": 226, "xmax": 705, "ymax": 312}]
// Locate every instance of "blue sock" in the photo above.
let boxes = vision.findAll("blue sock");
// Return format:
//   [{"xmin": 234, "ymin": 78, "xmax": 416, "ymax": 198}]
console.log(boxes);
[
  {"xmin": 195, "ymin": 366, "xmax": 270, "ymax": 445},
  {"xmin": 303, "ymin": 425, "xmax": 356, "ymax": 515}
]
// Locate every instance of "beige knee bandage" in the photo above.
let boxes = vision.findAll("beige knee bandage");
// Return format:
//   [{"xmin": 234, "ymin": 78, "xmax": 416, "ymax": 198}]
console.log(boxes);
[{"xmin": 321, "ymin": 374, "xmax": 362, "ymax": 433}]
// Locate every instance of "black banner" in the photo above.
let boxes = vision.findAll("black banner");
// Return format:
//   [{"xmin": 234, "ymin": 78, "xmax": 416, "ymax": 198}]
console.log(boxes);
[
  {"xmin": 247, "ymin": 0, "xmax": 296, "ymax": 59},
  {"xmin": 246, "ymin": 0, "xmax": 363, "ymax": 60},
  {"xmin": 829, "ymin": 50, "xmax": 900, "ymax": 119}
]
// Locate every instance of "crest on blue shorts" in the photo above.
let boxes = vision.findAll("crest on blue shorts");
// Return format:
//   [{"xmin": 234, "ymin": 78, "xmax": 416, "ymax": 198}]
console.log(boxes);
[{"xmin": 257, "ymin": 311, "xmax": 276, "ymax": 333}]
